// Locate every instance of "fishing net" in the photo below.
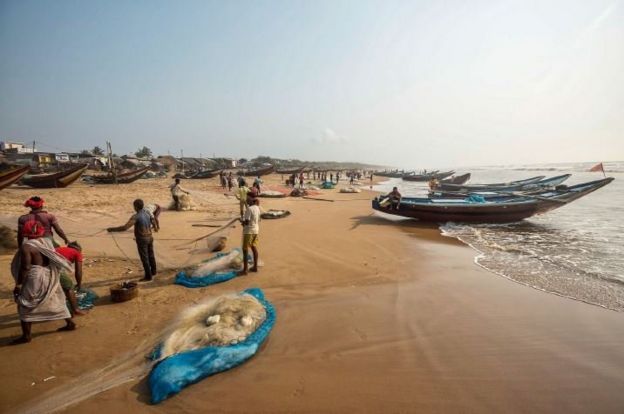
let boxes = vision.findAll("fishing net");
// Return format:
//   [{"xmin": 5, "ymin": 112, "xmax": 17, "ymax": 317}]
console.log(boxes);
[{"xmin": 149, "ymin": 288, "xmax": 276, "ymax": 404}]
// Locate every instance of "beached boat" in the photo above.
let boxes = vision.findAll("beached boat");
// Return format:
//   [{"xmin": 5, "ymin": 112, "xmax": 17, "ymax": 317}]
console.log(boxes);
[
  {"xmin": 375, "ymin": 170, "xmax": 406, "ymax": 178},
  {"xmin": 188, "ymin": 168, "xmax": 222, "ymax": 179},
  {"xmin": 276, "ymin": 166, "xmax": 305, "ymax": 174},
  {"xmin": 440, "ymin": 173, "xmax": 471, "ymax": 185},
  {"xmin": 89, "ymin": 166, "xmax": 150, "ymax": 184},
  {"xmin": 438, "ymin": 174, "xmax": 570, "ymax": 192},
  {"xmin": 373, "ymin": 177, "xmax": 613, "ymax": 223},
  {"xmin": 402, "ymin": 170, "xmax": 455, "ymax": 181},
  {"xmin": 238, "ymin": 165, "xmax": 275, "ymax": 177},
  {"xmin": 436, "ymin": 175, "xmax": 545, "ymax": 191},
  {"xmin": 431, "ymin": 177, "xmax": 613, "ymax": 201},
  {"xmin": 0, "ymin": 165, "xmax": 31, "ymax": 191},
  {"xmin": 20, "ymin": 164, "xmax": 87, "ymax": 188}
]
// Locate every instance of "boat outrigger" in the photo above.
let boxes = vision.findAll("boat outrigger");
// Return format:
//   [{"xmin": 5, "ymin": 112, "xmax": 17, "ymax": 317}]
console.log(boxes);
[
  {"xmin": 0, "ymin": 165, "xmax": 31, "ymax": 191},
  {"xmin": 90, "ymin": 166, "xmax": 150, "ymax": 184}
]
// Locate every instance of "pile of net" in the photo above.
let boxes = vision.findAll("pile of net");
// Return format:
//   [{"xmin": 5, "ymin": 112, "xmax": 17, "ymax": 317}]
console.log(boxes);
[
  {"xmin": 290, "ymin": 188, "xmax": 308, "ymax": 197},
  {"xmin": 321, "ymin": 181, "xmax": 335, "ymax": 189},
  {"xmin": 175, "ymin": 249, "xmax": 246, "ymax": 288},
  {"xmin": 149, "ymin": 288, "xmax": 276, "ymax": 404},
  {"xmin": 258, "ymin": 190, "xmax": 287, "ymax": 198},
  {"xmin": 76, "ymin": 287, "xmax": 99, "ymax": 310},
  {"xmin": 168, "ymin": 193, "xmax": 196, "ymax": 211},
  {"xmin": 339, "ymin": 187, "xmax": 361, "ymax": 193},
  {"xmin": 260, "ymin": 209, "xmax": 291, "ymax": 219}
]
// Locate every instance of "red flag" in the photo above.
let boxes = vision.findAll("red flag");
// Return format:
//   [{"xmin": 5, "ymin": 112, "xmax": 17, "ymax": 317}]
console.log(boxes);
[{"xmin": 589, "ymin": 162, "xmax": 604, "ymax": 173}]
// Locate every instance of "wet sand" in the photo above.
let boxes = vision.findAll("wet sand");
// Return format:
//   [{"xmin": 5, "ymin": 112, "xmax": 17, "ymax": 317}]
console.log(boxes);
[{"xmin": 0, "ymin": 174, "xmax": 623, "ymax": 413}]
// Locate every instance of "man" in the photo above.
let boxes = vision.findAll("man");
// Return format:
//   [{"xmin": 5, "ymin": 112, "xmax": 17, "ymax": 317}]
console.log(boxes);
[
  {"xmin": 386, "ymin": 187, "xmax": 402, "ymax": 210},
  {"xmin": 428, "ymin": 177, "xmax": 439, "ymax": 192},
  {"xmin": 11, "ymin": 220, "xmax": 75, "ymax": 344},
  {"xmin": 107, "ymin": 199, "xmax": 158, "ymax": 282},
  {"xmin": 227, "ymin": 172, "xmax": 234, "ymax": 191},
  {"xmin": 56, "ymin": 241, "xmax": 87, "ymax": 316},
  {"xmin": 169, "ymin": 178, "xmax": 190, "ymax": 211},
  {"xmin": 240, "ymin": 197, "xmax": 261, "ymax": 275},
  {"xmin": 236, "ymin": 179, "xmax": 250, "ymax": 217},
  {"xmin": 18, "ymin": 196, "xmax": 69, "ymax": 246}
]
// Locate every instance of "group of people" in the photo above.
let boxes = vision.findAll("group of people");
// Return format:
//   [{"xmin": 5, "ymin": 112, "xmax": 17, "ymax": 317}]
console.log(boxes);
[
  {"xmin": 10, "ymin": 173, "xmax": 270, "ymax": 344},
  {"xmin": 11, "ymin": 196, "xmax": 86, "ymax": 344}
]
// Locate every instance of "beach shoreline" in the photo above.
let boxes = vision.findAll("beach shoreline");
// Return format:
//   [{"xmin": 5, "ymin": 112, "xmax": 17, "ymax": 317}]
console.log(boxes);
[{"xmin": 1, "ymin": 175, "xmax": 623, "ymax": 413}]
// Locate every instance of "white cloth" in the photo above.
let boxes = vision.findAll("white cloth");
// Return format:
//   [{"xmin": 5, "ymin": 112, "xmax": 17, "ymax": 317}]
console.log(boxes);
[
  {"xmin": 170, "ymin": 183, "xmax": 187, "ymax": 197},
  {"xmin": 144, "ymin": 204, "xmax": 158, "ymax": 219},
  {"xmin": 12, "ymin": 238, "xmax": 72, "ymax": 322},
  {"xmin": 243, "ymin": 205, "xmax": 260, "ymax": 235}
]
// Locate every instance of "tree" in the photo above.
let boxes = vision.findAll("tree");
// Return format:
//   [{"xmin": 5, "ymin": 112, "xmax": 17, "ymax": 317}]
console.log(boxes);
[
  {"xmin": 92, "ymin": 146, "xmax": 104, "ymax": 156},
  {"xmin": 135, "ymin": 146, "xmax": 152, "ymax": 158},
  {"xmin": 80, "ymin": 150, "xmax": 91, "ymax": 155}
]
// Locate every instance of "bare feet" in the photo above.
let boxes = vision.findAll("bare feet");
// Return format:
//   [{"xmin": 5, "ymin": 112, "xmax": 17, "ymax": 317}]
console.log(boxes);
[
  {"xmin": 238, "ymin": 270, "xmax": 248, "ymax": 276},
  {"xmin": 250, "ymin": 267, "xmax": 258, "ymax": 273},
  {"xmin": 73, "ymin": 309, "xmax": 88, "ymax": 317},
  {"xmin": 139, "ymin": 277, "xmax": 153, "ymax": 282},
  {"xmin": 57, "ymin": 321, "xmax": 76, "ymax": 332},
  {"xmin": 9, "ymin": 336, "xmax": 31, "ymax": 345}
]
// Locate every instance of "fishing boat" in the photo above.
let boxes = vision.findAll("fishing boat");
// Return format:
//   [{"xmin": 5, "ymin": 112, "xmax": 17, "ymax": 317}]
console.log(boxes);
[
  {"xmin": 437, "ymin": 174, "xmax": 567, "ymax": 192},
  {"xmin": 237, "ymin": 165, "xmax": 274, "ymax": 177},
  {"xmin": 431, "ymin": 177, "xmax": 613, "ymax": 201},
  {"xmin": 373, "ymin": 177, "xmax": 613, "ymax": 223},
  {"xmin": 0, "ymin": 165, "xmax": 30, "ymax": 191},
  {"xmin": 402, "ymin": 170, "xmax": 455, "ymax": 181},
  {"xmin": 188, "ymin": 168, "xmax": 222, "ymax": 179},
  {"xmin": 20, "ymin": 164, "xmax": 87, "ymax": 188},
  {"xmin": 375, "ymin": 170, "xmax": 406, "ymax": 178},
  {"xmin": 90, "ymin": 166, "xmax": 150, "ymax": 184},
  {"xmin": 440, "ymin": 173, "xmax": 471, "ymax": 185},
  {"xmin": 276, "ymin": 166, "xmax": 305, "ymax": 174}
]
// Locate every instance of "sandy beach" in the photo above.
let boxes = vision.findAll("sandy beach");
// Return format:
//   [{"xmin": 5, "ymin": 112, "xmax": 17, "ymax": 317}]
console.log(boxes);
[{"xmin": 1, "ymin": 174, "xmax": 623, "ymax": 413}]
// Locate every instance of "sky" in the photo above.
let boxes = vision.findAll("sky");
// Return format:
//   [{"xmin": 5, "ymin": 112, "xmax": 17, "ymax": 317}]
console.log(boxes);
[{"xmin": 1, "ymin": 0, "xmax": 623, "ymax": 168}]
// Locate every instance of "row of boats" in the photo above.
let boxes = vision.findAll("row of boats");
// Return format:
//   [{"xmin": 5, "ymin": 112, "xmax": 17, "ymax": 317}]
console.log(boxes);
[
  {"xmin": 373, "ymin": 174, "xmax": 614, "ymax": 223},
  {"xmin": 0, "ymin": 164, "xmax": 151, "ymax": 190}
]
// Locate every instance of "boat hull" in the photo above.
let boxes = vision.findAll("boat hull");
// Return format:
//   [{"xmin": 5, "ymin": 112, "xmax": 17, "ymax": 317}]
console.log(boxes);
[
  {"xmin": 0, "ymin": 165, "xmax": 31, "ymax": 190},
  {"xmin": 21, "ymin": 164, "xmax": 87, "ymax": 188},
  {"xmin": 238, "ymin": 165, "xmax": 275, "ymax": 177},
  {"xmin": 90, "ymin": 167, "xmax": 150, "ymax": 184}
]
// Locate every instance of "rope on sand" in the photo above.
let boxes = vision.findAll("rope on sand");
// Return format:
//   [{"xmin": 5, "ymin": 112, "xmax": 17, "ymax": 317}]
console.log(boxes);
[{"xmin": 176, "ymin": 217, "xmax": 239, "ymax": 247}]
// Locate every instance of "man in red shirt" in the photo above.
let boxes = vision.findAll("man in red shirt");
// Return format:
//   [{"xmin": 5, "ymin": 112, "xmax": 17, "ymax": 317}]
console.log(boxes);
[{"xmin": 55, "ymin": 241, "xmax": 87, "ymax": 316}]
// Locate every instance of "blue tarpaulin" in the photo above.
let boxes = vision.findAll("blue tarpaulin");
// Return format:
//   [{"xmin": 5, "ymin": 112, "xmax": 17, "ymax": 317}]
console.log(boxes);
[
  {"xmin": 148, "ymin": 288, "xmax": 276, "ymax": 404},
  {"xmin": 174, "ymin": 250, "xmax": 249, "ymax": 288}
]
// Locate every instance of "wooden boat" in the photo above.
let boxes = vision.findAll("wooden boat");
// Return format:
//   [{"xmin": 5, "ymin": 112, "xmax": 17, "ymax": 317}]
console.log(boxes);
[
  {"xmin": 375, "ymin": 170, "xmax": 406, "ymax": 178},
  {"xmin": 440, "ymin": 173, "xmax": 471, "ymax": 185},
  {"xmin": 188, "ymin": 168, "xmax": 222, "ymax": 179},
  {"xmin": 431, "ymin": 177, "xmax": 613, "ymax": 201},
  {"xmin": 276, "ymin": 166, "xmax": 305, "ymax": 174},
  {"xmin": 437, "ymin": 174, "xmax": 566, "ymax": 192},
  {"xmin": 373, "ymin": 177, "xmax": 613, "ymax": 223},
  {"xmin": 20, "ymin": 164, "xmax": 87, "ymax": 188},
  {"xmin": 237, "ymin": 165, "xmax": 274, "ymax": 177},
  {"xmin": 0, "ymin": 165, "xmax": 30, "ymax": 190},
  {"xmin": 90, "ymin": 166, "xmax": 150, "ymax": 184},
  {"xmin": 403, "ymin": 170, "xmax": 455, "ymax": 181}
]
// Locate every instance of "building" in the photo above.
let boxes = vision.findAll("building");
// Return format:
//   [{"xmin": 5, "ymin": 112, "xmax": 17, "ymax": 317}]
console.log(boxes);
[{"xmin": 0, "ymin": 141, "xmax": 36, "ymax": 154}]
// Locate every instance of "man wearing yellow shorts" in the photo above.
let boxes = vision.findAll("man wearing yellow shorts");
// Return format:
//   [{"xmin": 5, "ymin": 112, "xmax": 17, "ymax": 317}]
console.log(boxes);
[{"xmin": 240, "ymin": 198, "xmax": 261, "ymax": 274}]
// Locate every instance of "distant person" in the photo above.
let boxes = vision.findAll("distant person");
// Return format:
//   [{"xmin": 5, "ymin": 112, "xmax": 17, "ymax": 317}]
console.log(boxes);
[
  {"xmin": 226, "ymin": 172, "xmax": 234, "ymax": 191},
  {"xmin": 350, "ymin": 174, "xmax": 355, "ymax": 185},
  {"xmin": 254, "ymin": 175, "xmax": 263, "ymax": 191},
  {"xmin": 330, "ymin": 173, "xmax": 333, "ymax": 183},
  {"xmin": 169, "ymin": 178, "xmax": 190, "ymax": 211},
  {"xmin": 299, "ymin": 172, "xmax": 304, "ymax": 188},
  {"xmin": 107, "ymin": 199, "xmax": 158, "ymax": 282},
  {"xmin": 336, "ymin": 172, "xmax": 340, "ymax": 183},
  {"xmin": 11, "ymin": 220, "xmax": 75, "ymax": 344},
  {"xmin": 55, "ymin": 241, "xmax": 87, "ymax": 316},
  {"xmin": 386, "ymin": 187, "xmax": 402, "ymax": 210},
  {"xmin": 236, "ymin": 179, "xmax": 250, "ymax": 217},
  {"xmin": 428, "ymin": 178, "xmax": 439, "ymax": 191},
  {"xmin": 240, "ymin": 197, "xmax": 261, "ymax": 275},
  {"xmin": 18, "ymin": 196, "xmax": 69, "ymax": 247}
]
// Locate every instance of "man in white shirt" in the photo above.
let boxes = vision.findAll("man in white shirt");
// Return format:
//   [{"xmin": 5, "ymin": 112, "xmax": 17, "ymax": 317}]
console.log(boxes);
[{"xmin": 240, "ymin": 198, "xmax": 261, "ymax": 275}]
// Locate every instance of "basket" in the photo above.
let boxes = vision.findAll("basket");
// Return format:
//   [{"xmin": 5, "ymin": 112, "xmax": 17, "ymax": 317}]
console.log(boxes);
[{"xmin": 110, "ymin": 281, "xmax": 139, "ymax": 303}]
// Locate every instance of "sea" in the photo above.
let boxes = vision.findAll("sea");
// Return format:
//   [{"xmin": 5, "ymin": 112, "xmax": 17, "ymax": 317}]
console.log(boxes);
[{"xmin": 374, "ymin": 161, "xmax": 624, "ymax": 312}]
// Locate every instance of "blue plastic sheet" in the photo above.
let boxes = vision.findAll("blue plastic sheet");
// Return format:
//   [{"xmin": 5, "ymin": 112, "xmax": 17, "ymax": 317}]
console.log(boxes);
[
  {"xmin": 466, "ymin": 194, "xmax": 486, "ymax": 203},
  {"xmin": 149, "ymin": 288, "xmax": 276, "ymax": 404},
  {"xmin": 321, "ymin": 181, "xmax": 335, "ymax": 189},
  {"xmin": 76, "ymin": 288, "xmax": 99, "ymax": 310}
]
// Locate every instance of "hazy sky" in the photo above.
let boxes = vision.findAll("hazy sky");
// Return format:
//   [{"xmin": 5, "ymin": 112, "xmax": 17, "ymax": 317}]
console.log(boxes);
[{"xmin": 1, "ymin": 0, "xmax": 622, "ymax": 168}]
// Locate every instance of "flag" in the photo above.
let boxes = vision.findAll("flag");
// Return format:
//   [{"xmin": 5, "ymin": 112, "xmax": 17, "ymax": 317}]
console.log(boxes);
[{"xmin": 589, "ymin": 162, "xmax": 604, "ymax": 173}]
